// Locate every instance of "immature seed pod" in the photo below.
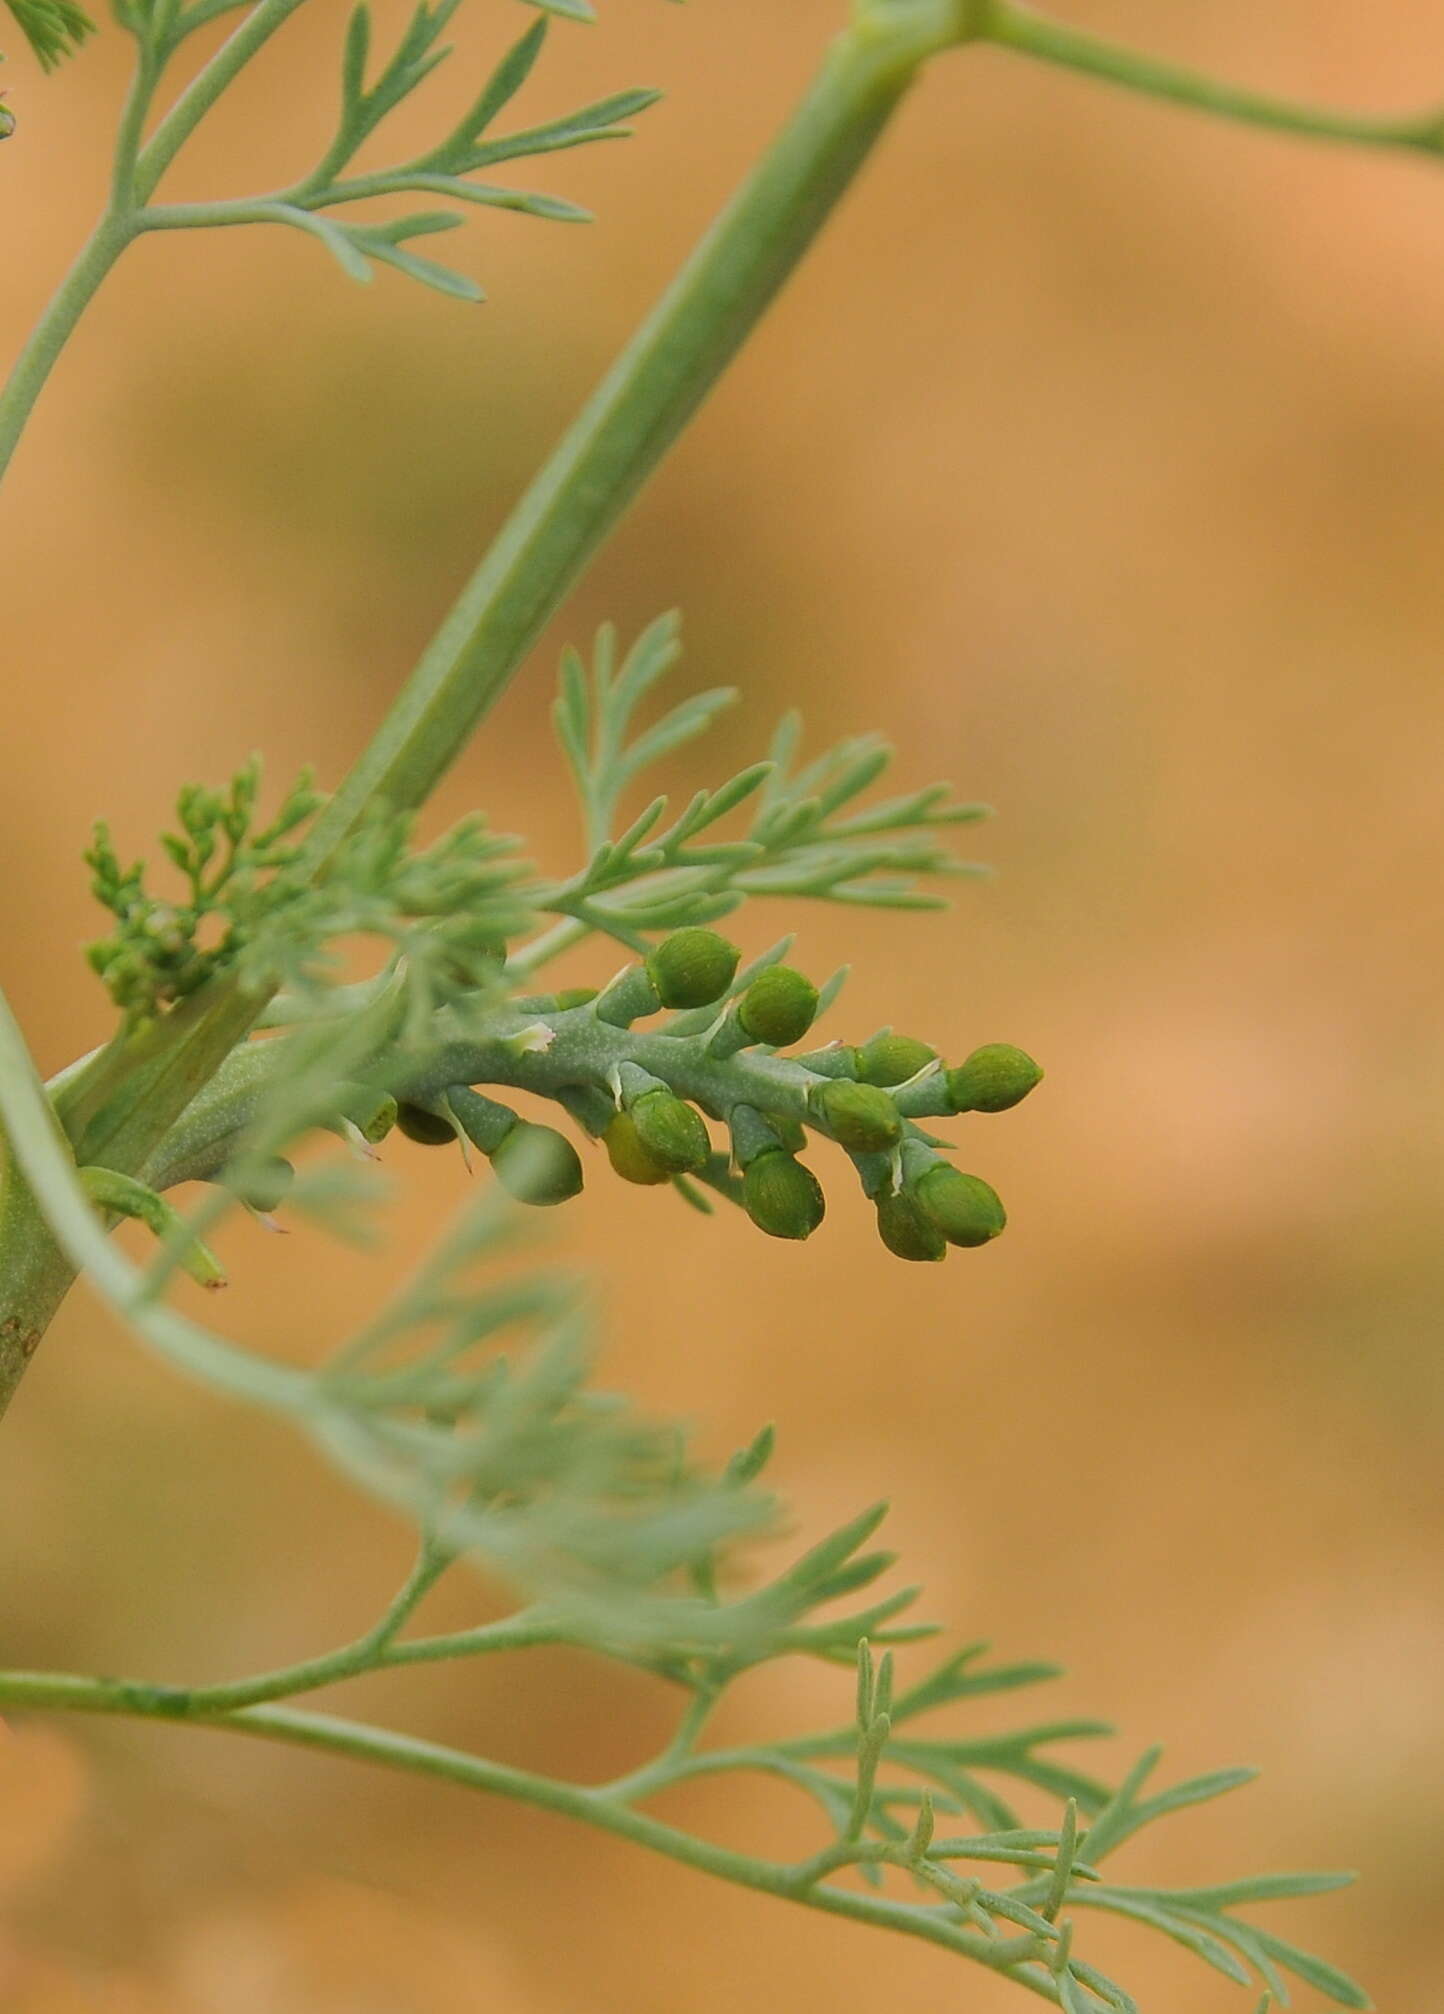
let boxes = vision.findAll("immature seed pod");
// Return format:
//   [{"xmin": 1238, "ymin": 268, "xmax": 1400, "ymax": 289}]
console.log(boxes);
[
  {"xmin": 875, "ymin": 1188, "xmax": 946, "ymax": 1263},
  {"xmin": 645, "ymin": 927, "xmax": 740, "ymax": 1009},
  {"xmin": 945, "ymin": 1043, "xmax": 1044, "ymax": 1114},
  {"xmin": 630, "ymin": 1089, "xmax": 710, "ymax": 1174},
  {"xmin": 810, "ymin": 1079, "xmax": 902, "ymax": 1154},
  {"xmin": 737, "ymin": 965, "xmax": 819, "ymax": 1047},
  {"xmin": 396, "ymin": 1102, "xmax": 457, "ymax": 1146},
  {"xmin": 855, "ymin": 1033, "xmax": 937, "ymax": 1087},
  {"xmin": 914, "ymin": 1164, "xmax": 1006, "ymax": 1246},
  {"xmin": 742, "ymin": 1150, "xmax": 826, "ymax": 1241},
  {"xmin": 604, "ymin": 1109, "xmax": 673, "ymax": 1186},
  {"xmin": 491, "ymin": 1123, "xmax": 584, "ymax": 1206}
]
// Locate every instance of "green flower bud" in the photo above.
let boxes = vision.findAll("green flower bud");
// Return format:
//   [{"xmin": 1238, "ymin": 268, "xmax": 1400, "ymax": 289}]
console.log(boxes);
[
  {"xmin": 645, "ymin": 928, "xmax": 740, "ymax": 1010},
  {"xmin": 225, "ymin": 1156, "xmax": 294, "ymax": 1214},
  {"xmin": 855, "ymin": 1033, "xmax": 937, "ymax": 1087},
  {"xmin": 397, "ymin": 1102, "xmax": 457, "ymax": 1146},
  {"xmin": 491, "ymin": 1123, "xmax": 584, "ymax": 1207},
  {"xmin": 630, "ymin": 1089, "xmax": 710, "ymax": 1174},
  {"xmin": 555, "ymin": 986, "xmax": 599, "ymax": 1010},
  {"xmin": 945, "ymin": 1043, "xmax": 1043, "ymax": 1114},
  {"xmin": 875, "ymin": 1188, "xmax": 946, "ymax": 1263},
  {"xmin": 605, "ymin": 1109, "xmax": 673, "ymax": 1186},
  {"xmin": 914, "ymin": 1165, "xmax": 1006, "ymax": 1246},
  {"xmin": 742, "ymin": 1150, "xmax": 826, "ymax": 1241},
  {"xmin": 810, "ymin": 1079, "xmax": 902, "ymax": 1154},
  {"xmin": 737, "ymin": 965, "xmax": 819, "ymax": 1047}
]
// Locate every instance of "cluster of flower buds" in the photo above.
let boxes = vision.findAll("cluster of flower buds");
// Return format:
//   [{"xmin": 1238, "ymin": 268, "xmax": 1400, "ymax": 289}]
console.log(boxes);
[{"xmin": 234, "ymin": 927, "xmax": 1041, "ymax": 1264}]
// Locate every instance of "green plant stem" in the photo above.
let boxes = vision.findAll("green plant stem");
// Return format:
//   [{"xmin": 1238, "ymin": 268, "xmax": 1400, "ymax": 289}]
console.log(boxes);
[
  {"xmin": 0, "ymin": 220, "xmax": 132, "ymax": 487},
  {"xmin": 304, "ymin": 8, "xmax": 969, "ymax": 863},
  {"xmin": 133, "ymin": 0, "xmax": 311, "ymax": 203},
  {"xmin": 0, "ymin": 1668, "xmax": 1066, "ymax": 2002},
  {"xmin": 982, "ymin": 0, "xmax": 1444, "ymax": 152}
]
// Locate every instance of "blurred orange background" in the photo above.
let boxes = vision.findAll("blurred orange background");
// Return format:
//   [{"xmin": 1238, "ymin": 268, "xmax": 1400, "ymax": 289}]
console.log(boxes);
[{"xmin": 2, "ymin": 1, "xmax": 1442, "ymax": 2007}]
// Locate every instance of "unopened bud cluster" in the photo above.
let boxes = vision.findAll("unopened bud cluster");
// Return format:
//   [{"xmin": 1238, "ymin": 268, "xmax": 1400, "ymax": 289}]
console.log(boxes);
[{"xmin": 233, "ymin": 929, "xmax": 1042, "ymax": 1265}]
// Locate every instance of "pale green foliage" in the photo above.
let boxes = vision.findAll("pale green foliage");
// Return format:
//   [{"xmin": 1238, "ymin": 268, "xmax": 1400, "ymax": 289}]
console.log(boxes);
[
  {"xmin": 1, "ymin": 0, "xmax": 93, "ymax": 70},
  {"xmin": 0, "ymin": 0, "xmax": 1406, "ymax": 2004},
  {"xmin": 254, "ymin": 5, "xmax": 660, "ymax": 301},
  {"xmin": 85, "ymin": 756, "xmax": 532, "ymax": 1029},
  {"xmin": 547, "ymin": 612, "xmax": 987, "ymax": 954}
]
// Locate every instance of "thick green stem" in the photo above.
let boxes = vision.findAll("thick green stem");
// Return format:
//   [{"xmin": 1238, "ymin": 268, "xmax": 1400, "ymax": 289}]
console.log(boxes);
[{"xmin": 305, "ymin": 10, "xmax": 962, "ymax": 861}]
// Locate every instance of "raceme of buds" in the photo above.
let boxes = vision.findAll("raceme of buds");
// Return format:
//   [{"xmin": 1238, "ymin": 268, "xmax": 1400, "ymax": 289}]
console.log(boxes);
[
  {"xmin": 644, "ymin": 927, "xmax": 740, "ymax": 1009},
  {"xmin": 737, "ymin": 965, "xmax": 819, "ymax": 1047},
  {"xmin": 945, "ymin": 1042, "xmax": 1044, "ymax": 1114},
  {"xmin": 241, "ymin": 939, "xmax": 1037, "ymax": 1258}
]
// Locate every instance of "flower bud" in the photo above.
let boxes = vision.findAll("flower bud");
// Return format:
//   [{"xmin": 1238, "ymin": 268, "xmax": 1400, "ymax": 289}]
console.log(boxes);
[
  {"xmin": 810, "ymin": 1079, "xmax": 902, "ymax": 1154},
  {"xmin": 645, "ymin": 928, "xmax": 740, "ymax": 1010},
  {"xmin": 855, "ymin": 1033, "xmax": 937, "ymax": 1087},
  {"xmin": 491, "ymin": 1122, "xmax": 584, "ymax": 1207},
  {"xmin": 875, "ymin": 1188, "xmax": 946, "ymax": 1263},
  {"xmin": 555, "ymin": 986, "xmax": 598, "ymax": 1010},
  {"xmin": 225, "ymin": 1156, "xmax": 294, "ymax": 1214},
  {"xmin": 629, "ymin": 1090, "xmax": 710, "ymax": 1174},
  {"xmin": 397, "ymin": 1102, "xmax": 457, "ymax": 1146},
  {"xmin": 737, "ymin": 965, "xmax": 819, "ymax": 1047},
  {"xmin": 945, "ymin": 1043, "xmax": 1043, "ymax": 1114},
  {"xmin": 604, "ymin": 1109, "xmax": 673, "ymax": 1186},
  {"xmin": 742, "ymin": 1150, "xmax": 826, "ymax": 1241},
  {"xmin": 914, "ymin": 1164, "xmax": 1006, "ymax": 1246}
]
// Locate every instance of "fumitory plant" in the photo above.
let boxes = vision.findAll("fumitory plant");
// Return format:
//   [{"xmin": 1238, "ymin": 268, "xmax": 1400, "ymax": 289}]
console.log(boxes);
[{"xmin": 5, "ymin": 0, "xmax": 1435, "ymax": 2003}]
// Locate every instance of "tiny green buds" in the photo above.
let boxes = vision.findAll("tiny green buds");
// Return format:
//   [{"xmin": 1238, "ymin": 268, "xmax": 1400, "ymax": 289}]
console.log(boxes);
[
  {"xmin": 737, "ymin": 965, "xmax": 819, "ymax": 1047},
  {"xmin": 0, "ymin": 94, "xmax": 14, "ymax": 142},
  {"xmin": 946, "ymin": 1043, "xmax": 1043, "ymax": 1114},
  {"xmin": 645, "ymin": 928, "xmax": 740, "ymax": 1009},
  {"xmin": 604, "ymin": 1109, "xmax": 673, "ymax": 1186},
  {"xmin": 914, "ymin": 1164, "xmax": 1006, "ymax": 1246},
  {"xmin": 874, "ymin": 1187, "xmax": 946, "ymax": 1263},
  {"xmin": 491, "ymin": 1123, "xmax": 584, "ymax": 1207},
  {"xmin": 742, "ymin": 1150, "xmax": 826, "ymax": 1241},
  {"xmin": 810, "ymin": 1079, "xmax": 902, "ymax": 1154},
  {"xmin": 629, "ymin": 1089, "xmax": 710, "ymax": 1174},
  {"xmin": 855, "ymin": 1033, "xmax": 937, "ymax": 1086},
  {"xmin": 396, "ymin": 1102, "xmax": 457, "ymax": 1146}
]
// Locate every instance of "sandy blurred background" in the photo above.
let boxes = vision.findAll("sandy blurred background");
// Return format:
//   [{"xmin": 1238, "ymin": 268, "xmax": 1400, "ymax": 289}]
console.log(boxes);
[{"xmin": 2, "ymin": 0, "xmax": 1442, "ymax": 2006}]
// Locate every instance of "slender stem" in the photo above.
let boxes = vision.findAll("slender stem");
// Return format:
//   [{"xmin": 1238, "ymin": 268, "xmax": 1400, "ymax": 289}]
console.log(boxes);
[
  {"xmin": 134, "ymin": 0, "xmax": 311, "ymax": 203},
  {"xmin": 0, "ymin": 1671, "xmax": 1064, "ymax": 2002},
  {"xmin": 984, "ymin": 0, "xmax": 1444, "ymax": 152},
  {"xmin": 0, "ymin": 220, "xmax": 133, "ymax": 487},
  {"xmin": 303, "ymin": 11, "xmax": 964, "ymax": 864}
]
